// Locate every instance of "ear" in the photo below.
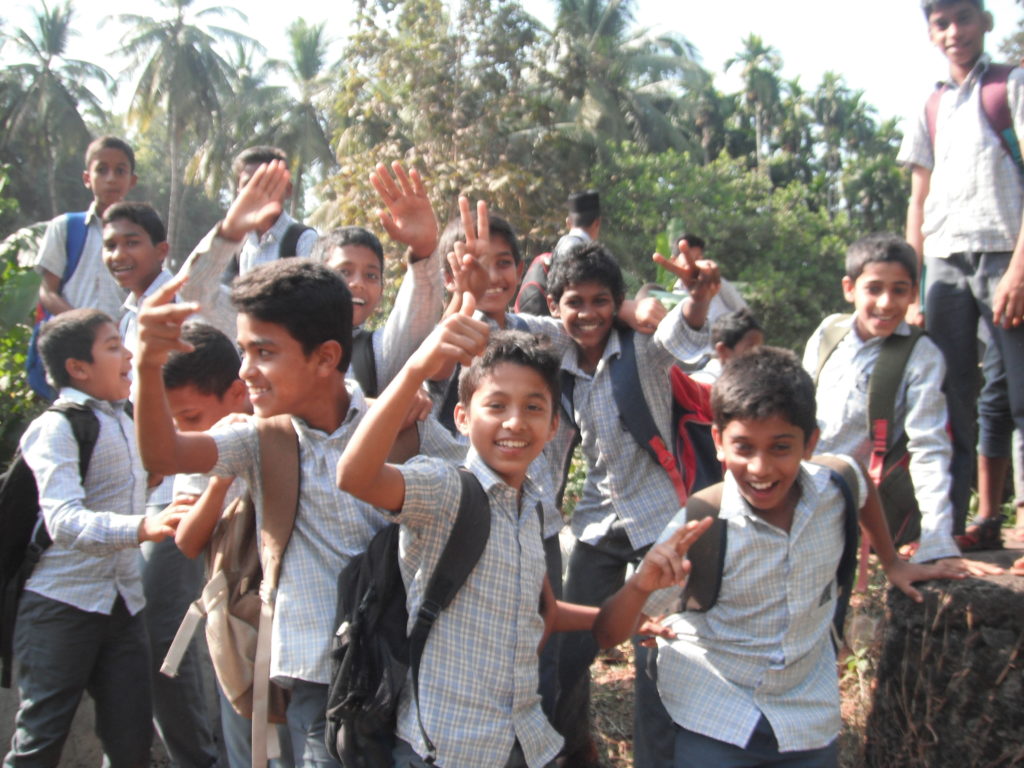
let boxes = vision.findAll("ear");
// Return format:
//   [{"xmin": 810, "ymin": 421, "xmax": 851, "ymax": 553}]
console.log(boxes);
[
  {"xmin": 841, "ymin": 275, "xmax": 856, "ymax": 304},
  {"xmin": 128, "ymin": 173, "xmax": 138, "ymax": 192},
  {"xmin": 224, "ymin": 378, "xmax": 249, "ymax": 412},
  {"xmin": 546, "ymin": 294, "xmax": 560, "ymax": 317},
  {"xmin": 546, "ymin": 410, "xmax": 559, "ymax": 443},
  {"xmin": 314, "ymin": 339, "xmax": 343, "ymax": 374},
  {"xmin": 453, "ymin": 401, "xmax": 471, "ymax": 437},
  {"xmin": 714, "ymin": 341, "xmax": 729, "ymax": 361},
  {"xmin": 515, "ymin": 260, "xmax": 525, "ymax": 282},
  {"xmin": 156, "ymin": 241, "xmax": 170, "ymax": 261},
  {"xmin": 712, "ymin": 424, "xmax": 725, "ymax": 462},
  {"xmin": 65, "ymin": 357, "xmax": 89, "ymax": 383},
  {"xmin": 803, "ymin": 427, "xmax": 820, "ymax": 460},
  {"xmin": 82, "ymin": 169, "xmax": 92, "ymax": 190},
  {"xmin": 984, "ymin": 11, "xmax": 994, "ymax": 33}
]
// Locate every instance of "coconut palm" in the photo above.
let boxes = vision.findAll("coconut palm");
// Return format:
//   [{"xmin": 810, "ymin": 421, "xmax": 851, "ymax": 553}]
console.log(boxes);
[
  {"xmin": 1, "ymin": 1, "xmax": 111, "ymax": 217},
  {"xmin": 725, "ymin": 34, "xmax": 782, "ymax": 173}
]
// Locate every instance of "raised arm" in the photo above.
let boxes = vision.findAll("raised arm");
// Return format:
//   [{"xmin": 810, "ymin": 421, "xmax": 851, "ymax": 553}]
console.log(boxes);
[
  {"xmin": 173, "ymin": 475, "xmax": 233, "ymax": 559},
  {"xmin": 337, "ymin": 292, "xmax": 490, "ymax": 511}
]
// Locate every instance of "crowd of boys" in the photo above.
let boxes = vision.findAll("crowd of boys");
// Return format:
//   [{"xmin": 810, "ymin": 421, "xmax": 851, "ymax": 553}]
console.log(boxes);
[{"xmin": 4, "ymin": 2, "xmax": 1022, "ymax": 767}]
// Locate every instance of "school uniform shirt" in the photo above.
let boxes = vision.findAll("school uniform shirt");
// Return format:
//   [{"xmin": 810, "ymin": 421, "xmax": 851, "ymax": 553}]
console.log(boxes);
[
  {"xmin": 20, "ymin": 387, "xmax": 147, "ymax": 615},
  {"xmin": 392, "ymin": 449, "xmax": 563, "ymax": 768},
  {"xmin": 237, "ymin": 211, "xmax": 317, "ymax": 276},
  {"xmin": 207, "ymin": 382, "xmax": 387, "ymax": 685},
  {"xmin": 644, "ymin": 460, "xmax": 868, "ymax": 753},
  {"xmin": 520, "ymin": 302, "xmax": 709, "ymax": 550},
  {"xmin": 34, "ymin": 203, "xmax": 127, "ymax": 321},
  {"xmin": 803, "ymin": 315, "xmax": 959, "ymax": 563},
  {"xmin": 897, "ymin": 53, "xmax": 1024, "ymax": 258}
]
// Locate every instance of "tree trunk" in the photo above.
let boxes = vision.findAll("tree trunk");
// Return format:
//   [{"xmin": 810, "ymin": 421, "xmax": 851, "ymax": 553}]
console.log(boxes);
[{"xmin": 167, "ymin": 107, "xmax": 185, "ymax": 272}]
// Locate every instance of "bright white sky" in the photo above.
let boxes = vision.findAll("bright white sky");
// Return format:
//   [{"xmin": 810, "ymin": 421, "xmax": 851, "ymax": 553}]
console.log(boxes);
[{"xmin": 3, "ymin": 0, "xmax": 1022, "ymax": 128}]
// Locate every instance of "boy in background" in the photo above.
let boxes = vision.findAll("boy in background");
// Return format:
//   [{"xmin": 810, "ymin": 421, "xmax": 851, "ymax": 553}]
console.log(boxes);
[
  {"xmin": 691, "ymin": 308, "xmax": 764, "ymax": 386},
  {"xmin": 594, "ymin": 347, "xmax": 962, "ymax": 767},
  {"xmin": 3, "ymin": 309, "xmax": 179, "ymax": 768}
]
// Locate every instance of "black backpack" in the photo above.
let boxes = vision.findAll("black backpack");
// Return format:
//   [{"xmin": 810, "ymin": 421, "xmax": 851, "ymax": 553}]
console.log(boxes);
[
  {"xmin": 0, "ymin": 402, "xmax": 100, "ymax": 687},
  {"xmin": 325, "ymin": 469, "xmax": 490, "ymax": 767}
]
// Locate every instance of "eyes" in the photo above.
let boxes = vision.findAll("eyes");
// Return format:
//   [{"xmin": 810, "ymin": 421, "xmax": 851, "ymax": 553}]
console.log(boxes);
[
  {"xmin": 729, "ymin": 441, "xmax": 796, "ymax": 456},
  {"xmin": 338, "ymin": 266, "xmax": 381, "ymax": 285},
  {"xmin": 861, "ymin": 282, "xmax": 911, "ymax": 298}
]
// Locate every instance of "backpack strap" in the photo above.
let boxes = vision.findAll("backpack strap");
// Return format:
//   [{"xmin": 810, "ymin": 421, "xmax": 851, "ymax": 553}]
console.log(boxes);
[
  {"xmin": 610, "ymin": 329, "xmax": 687, "ymax": 505},
  {"xmin": 251, "ymin": 415, "xmax": 299, "ymax": 768},
  {"xmin": 279, "ymin": 223, "xmax": 314, "ymax": 259},
  {"xmin": 813, "ymin": 314, "xmax": 851, "ymax": 385},
  {"xmin": 677, "ymin": 483, "xmax": 726, "ymax": 612},
  {"xmin": 409, "ymin": 468, "xmax": 491, "ymax": 762},
  {"xmin": 349, "ymin": 328, "xmax": 379, "ymax": 398},
  {"xmin": 866, "ymin": 328, "xmax": 926, "ymax": 488},
  {"xmin": 62, "ymin": 212, "xmax": 90, "ymax": 289},
  {"xmin": 811, "ymin": 455, "xmax": 860, "ymax": 647}
]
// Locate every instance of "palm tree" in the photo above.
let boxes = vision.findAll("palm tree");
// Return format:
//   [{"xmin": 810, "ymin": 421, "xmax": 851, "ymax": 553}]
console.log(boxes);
[
  {"xmin": 118, "ymin": 0, "xmax": 251, "ymax": 264},
  {"xmin": 1, "ymin": 1, "xmax": 111, "ymax": 217},
  {"xmin": 812, "ymin": 71, "xmax": 875, "ymax": 213},
  {"xmin": 725, "ymin": 34, "xmax": 782, "ymax": 173}
]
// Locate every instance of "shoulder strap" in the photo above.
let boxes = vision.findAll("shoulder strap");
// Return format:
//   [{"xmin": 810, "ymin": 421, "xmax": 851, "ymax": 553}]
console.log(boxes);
[
  {"xmin": 279, "ymin": 223, "xmax": 313, "ymax": 259},
  {"xmin": 409, "ymin": 468, "xmax": 491, "ymax": 760},
  {"xmin": 981, "ymin": 64, "xmax": 1024, "ymax": 174},
  {"xmin": 866, "ymin": 328, "xmax": 926, "ymax": 485},
  {"xmin": 925, "ymin": 85, "xmax": 948, "ymax": 151},
  {"xmin": 678, "ymin": 482, "xmax": 726, "ymax": 612},
  {"xmin": 506, "ymin": 313, "xmax": 530, "ymax": 332},
  {"xmin": 811, "ymin": 455, "xmax": 860, "ymax": 645},
  {"xmin": 438, "ymin": 366, "xmax": 462, "ymax": 437},
  {"xmin": 62, "ymin": 212, "xmax": 89, "ymax": 288},
  {"xmin": 609, "ymin": 329, "xmax": 687, "ymax": 504},
  {"xmin": 349, "ymin": 328, "xmax": 379, "ymax": 398},
  {"xmin": 49, "ymin": 401, "xmax": 101, "ymax": 482},
  {"xmin": 814, "ymin": 314, "xmax": 851, "ymax": 385}
]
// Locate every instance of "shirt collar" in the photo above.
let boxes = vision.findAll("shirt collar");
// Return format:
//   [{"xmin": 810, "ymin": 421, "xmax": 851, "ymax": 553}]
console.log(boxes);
[
  {"xmin": 289, "ymin": 379, "xmax": 368, "ymax": 441},
  {"xmin": 942, "ymin": 51, "xmax": 992, "ymax": 89},
  {"xmin": 464, "ymin": 446, "xmax": 542, "ymax": 504},
  {"xmin": 563, "ymin": 326, "xmax": 621, "ymax": 376},
  {"xmin": 839, "ymin": 314, "xmax": 912, "ymax": 350},
  {"xmin": 85, "ymin": 201, "xmax": 101, "ymax": 226},
  {"xmin": 249, "ymin": 211, "xmax": 294, "ymax": 246},
  {"xmin": 123, "ymin": 268, "xmax": 174, "ymax": 313},
  {"xmin": 57, "ymin": 386, "xmax": 126, "ymax": 415},
  {"xmin": 719, "ymin": 465, "xmax": 814, "ymax": 530}
]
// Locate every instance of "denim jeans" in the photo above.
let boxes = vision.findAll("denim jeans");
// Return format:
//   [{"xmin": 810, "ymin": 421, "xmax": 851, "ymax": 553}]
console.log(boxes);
[
  {"xmin": 673, "ymin": 715, "xmax": 837, "ymax": 768},
  {"xmin": 284, "ymin": 681, "xmax": 339, "ymax": 768}
]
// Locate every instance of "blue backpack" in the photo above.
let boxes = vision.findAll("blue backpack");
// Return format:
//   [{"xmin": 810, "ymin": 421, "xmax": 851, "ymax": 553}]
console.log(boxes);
[{"xmin": 25, "ymin": 212, "xmax": 89, "ymax": 401}]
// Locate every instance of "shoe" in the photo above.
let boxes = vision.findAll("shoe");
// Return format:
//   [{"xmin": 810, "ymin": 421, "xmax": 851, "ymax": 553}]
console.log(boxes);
[{"xmin": 955, "ymin": 515, "xmax": 1003, "ymax": 552}]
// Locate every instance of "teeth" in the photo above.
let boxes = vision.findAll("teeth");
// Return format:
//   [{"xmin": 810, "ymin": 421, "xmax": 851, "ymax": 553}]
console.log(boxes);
[
  {"xmin": 497, "ymin": 439, "xmax": 527, "ymax": 448},
  {"xmin": 352, "ymin": 298, "xmax": 366, "ymax": 305},
  {"xmin": 749, "ymin": 481, "xmax": 773, "ymax": 490}
]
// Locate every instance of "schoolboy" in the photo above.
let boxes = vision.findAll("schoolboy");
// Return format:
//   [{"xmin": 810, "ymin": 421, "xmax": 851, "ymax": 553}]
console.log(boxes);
[
  {"xmin": 515, "ymin": 239, "xmax": 718, "ymax": 766},
  {"xmin": 231, "ymin": 146, "xmax": 318, "ymax": 277},
  {"xmin": 35, "ymin": 136, "xmax": 136, "ymax": 321},
  {"xmin": 898, "ymin": 0, "xmax": 1024, "ymax": 548},
  {"xmin": 315, "ymin": 161, "xmax": 442, "ymax": 396},
  {"xmin": 593, "ymin": 347, "xmax": 963, "ymax": 768},
  {"xmin": 337, "ymin": 309, "xmax": 598, "ymax": 767},
  {"xmin": 133, "ymin": 259, "xmax": 386, "ymax": 767},
  {"xmin": 3, "ymin": 309, "xmax": 179, "ymax": 768},
  {"xmin": 691, "ymin": 308, "xmax": 764, "ymax": 385}
]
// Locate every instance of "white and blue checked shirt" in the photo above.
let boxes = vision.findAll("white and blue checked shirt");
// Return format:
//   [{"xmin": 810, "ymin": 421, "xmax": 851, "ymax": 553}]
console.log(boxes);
[
  {"xmin": 393, "ymin": 449, "xmax": 563, "ymax": 768},
  {"xmin": 238, "ymin": 211, "xmax": 318, "ymax": 276},
  {"xmin": 897, "ymin": 53, "xmax": 1024, "ymax": 258},
  {"xmin": 803, "ymin": 315, "xmax": 959, "ymax": 563},
  {"xmin": 208, "ymin": 382, "xmax": 387, "ymax": 685},
  {"xmin": 21, "ymin": 388, "xmax": 147, "ymax": 615},
  {"xmin": 521, "ymin": 302, "xmax": 709, "ymax": 550},
  {"xmin": 645, "ymin": 460, "xmax": 868, "ymax": 753}
]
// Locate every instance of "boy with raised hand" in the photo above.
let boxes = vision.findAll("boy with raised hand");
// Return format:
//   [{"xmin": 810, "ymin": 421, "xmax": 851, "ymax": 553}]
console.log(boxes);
[
  {"xmin": 337, "ymin": 293, "xmax": 598, "ymax": 768},
  {"xmin": 133, "ymin": 258, "xmax": 386, "ymax": 768},
  {"xmin": 803, "ymin": 234, "xmax": 1002, "ymax": 577},
  {"xmin": 3, "ymin": 309, "xmax": 180, "ymax": 768},
  {"xmin": 35, "ymin": 136, "xmax": 137, "ymax": 322},
  {"xmin": 593, "ymin": 347, "xmax": 963, "ymax": 768},
  {"xmin": 899, "ymin": 0, "xmax": 1024, "ymax": 549}
]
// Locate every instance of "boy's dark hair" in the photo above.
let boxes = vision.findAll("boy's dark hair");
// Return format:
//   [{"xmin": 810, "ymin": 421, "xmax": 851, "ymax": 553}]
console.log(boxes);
[
  {"xmin": 102, "ymin": 201, "xmax": 167, "ymax": 245},
  {"xmin": 546, "ymin": 241, "xmax": 625, "ymax": 306},
  {"xmin": 458, "ymin": 330, "xmax": 560, "ymax": 409},
  {"xmin": 845, "ymin": 233, "xmax": 919, "ymax": 286},
  {"xmin": 85, "ymin": 136, "xmax": 136, "ymax": 173},
  {"xmin": 673, "ymin": 233, "xmax": 706, "ymax": 257},
  {"xmin": 163, "ymin": 322, "xmax": 241, "ymax": 397},
  {"xmin": 437, "ymin": 211, "xmax": 521, "ymax": 278},
  {"xmin": 314, "ymin": 227, "xmax": 385, "ymax": 270},
  {"xmin": 232, "ymin": 146, "xmax": 288, "ymax": 184},
  {"xmin": 712, "ymin": 308, "xmax": 763, "ymax": 350},
  {"xmin": 231, "ymin": 259, "xmax": 354, "ymax": 373},
  {"xmin": 37, "ymin": 308, "xmax": 114, "ymax": 390},
  {"xmin": 711, "ymin": 346, "xmax": 817, "ymax": 438},
  {"xmin": 922, "ymin": 0, "xmax": 983, "ymax": 18},
  {"xmin": 567, "ymin": 190, "xmax": 600, "ymax": 229}
]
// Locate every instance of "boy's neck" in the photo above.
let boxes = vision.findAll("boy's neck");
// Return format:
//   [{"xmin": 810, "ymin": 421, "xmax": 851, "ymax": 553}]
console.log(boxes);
[
  {"xmin": 290, "ymin": 374, "xmax": 351, "ymax": 434},
  {"xmin": 576, "ymin": 331, "xmax": 611, "ymax": 374},
  {"xmin": 950, "ymin": 51, "xmax": 984, "ymax": 85}
]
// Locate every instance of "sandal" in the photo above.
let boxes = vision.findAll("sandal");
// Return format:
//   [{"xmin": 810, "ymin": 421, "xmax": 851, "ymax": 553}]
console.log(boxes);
[{"xmin": 955, "ymin": 515, "xmax": 1004, "ymax": 552}]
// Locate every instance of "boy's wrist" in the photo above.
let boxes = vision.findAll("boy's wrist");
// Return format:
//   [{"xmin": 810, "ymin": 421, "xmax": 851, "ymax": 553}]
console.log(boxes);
[{"xmin": 217, "ymin": 218, "xmax": 247, "ymax": 244}]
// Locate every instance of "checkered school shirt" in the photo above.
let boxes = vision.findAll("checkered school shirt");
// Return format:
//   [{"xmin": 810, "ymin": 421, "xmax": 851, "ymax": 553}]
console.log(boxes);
[
  {"xmin": 803, "ymin": 315, "xmax": 959, "ymax": 563},
  {"xmin": 644, "ymin": 460, "xmax": 868, "ymax": 753},
  {"xmin": 897, "ymin": 53, "xmax": 1024, "ymax": 258},
  {"xmin": 20, "ymin": 388, "xmax": 147, "ymax": 615},
  {"xmin": 238, "ymin": 211, "xmax": 318, "ymax": 276},
  {"xmin": 208, "ymin": 382, "xmax": 387, "ymax": 685},
  {"xmin": 521, "ymin": 302, "xmax": 709, "ymax": 550},
  {"xmin": 392, "ymin": 449, "xmax": 563, "ymax": 768}
]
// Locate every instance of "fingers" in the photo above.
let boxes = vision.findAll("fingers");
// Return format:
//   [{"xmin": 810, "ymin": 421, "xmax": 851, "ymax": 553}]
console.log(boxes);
[
  {"xmin": 652, "ymin": 251, "xmax": 694, "ymax": 284},
  {"xmin": 666, "ymin": 516, "xmax": 714, "ymax": 556},
  {"xmin": 144, "ymin": 273, "xmax": 188, "ymax": 309},
  {"xmin": 459, "ymin": 196, "xmax": 475, "ymax": 247},
  {"xmin": 370, "ymin": 162, "xmax": 401, "ymax": 204},
  {"xmin": 460, "ymin": 291, "xmax": 477, "ymax": 318},
  {"xmin": 476, "ymin": 199, "xmax": 489, "ymax": 245}
]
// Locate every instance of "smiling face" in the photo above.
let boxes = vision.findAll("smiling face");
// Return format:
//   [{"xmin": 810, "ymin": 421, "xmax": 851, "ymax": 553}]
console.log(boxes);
[
  {"xmin": 326, "ymin": 244, "xmax": 383, "ymax": 327},
  {"xmin": 454, "ymin": 362, "xmax": 558, "ymax": 490},
  {"xmin": 83, "ymin": 147, "xmax": 137, "ymax": 213},
  {"xmin": 548, "ymin": 280, "xmax": 617, "ymax": 369},
  {"xmin": 477, "ymin": 234, "xmax": 525, "ymax": 320},
  {"xmin": 842, "ymin": 261, "xmax": 917, "ymax": 342},
  {"xmin": 236, "ymin": 313, "xmax": 325, "ymax": 420},
  {"xmin": 928, "ymin": 1, "xmax": 991, "ymax": 75},
  {"xmin": 165, "ymin": 380, "xmax": 248, "ymax": 432},
  {"xmin": 69, "ymin": 321, "xmax": 132, "ymax": 402},
  {"xmin": 713, "ymin": 414, "xmax": 818, "ymax": 525},
  {"xmin": 102, "ymin": 218, "xmax": 168, "ymax": 298}
]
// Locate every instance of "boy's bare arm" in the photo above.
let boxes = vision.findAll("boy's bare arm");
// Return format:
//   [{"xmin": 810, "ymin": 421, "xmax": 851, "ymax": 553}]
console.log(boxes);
[
  {"xmin": 593, "ymin": 519, "xmax": 712, "ymax": 648},
  {"xmin": 904, "ymin": 165, "xmax": 930, "ymax": 326},
  {"xmin": 337, "ymin": 292, "xmax": 490, "ymax": 511},
  {"xmin": 38, "ymin": 270, "xmax": 73, "ymax": 315},
  {"xmin": 174, "ymin": 475, "xmax": 233, "ymax": 559},
  {"xmin": 134, "ymin": 274, "xmax": 219, "ymax": 475}
]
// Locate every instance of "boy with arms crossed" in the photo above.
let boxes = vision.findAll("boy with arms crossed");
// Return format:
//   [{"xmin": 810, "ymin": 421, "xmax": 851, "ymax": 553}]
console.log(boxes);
[{"xmin": 594, "ymin": 347, "xmax": 962, "ymax": 767}]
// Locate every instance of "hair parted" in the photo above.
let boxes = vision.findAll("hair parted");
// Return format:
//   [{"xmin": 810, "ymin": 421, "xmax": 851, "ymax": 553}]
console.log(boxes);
[
  {"xmin": 163, "ymin": 322, "xmax": 241, "ymax": 397},
  {"xmin": 37, "ymin": 308, "xmax": 114, "ymax": 390},
  {"xmin": 458, "ymin": 330, "xmax": 560, "ymax": 408},
  {"xmin": 314, "ymin": 227, "xmax": 385, "ymax": 270},
  {"xmin": 85, "ymin": 136, "xmax": 136, "ymax": 173},
  {"xmin": 102, "ymin": 201, "xmax": 167, "ymax": 245},
  {"xmin": 845, "ymin": 233, "xmax": 919, "ymax": 285},
  {"xmin": 546, "ymin": 241, "xmax": 625, "ymax": 306}
]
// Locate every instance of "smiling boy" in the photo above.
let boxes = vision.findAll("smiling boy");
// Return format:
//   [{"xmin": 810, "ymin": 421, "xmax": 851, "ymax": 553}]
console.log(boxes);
[{"xmin": 593, "ymin": 347, "xmax": 963, "ymax": 768}]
